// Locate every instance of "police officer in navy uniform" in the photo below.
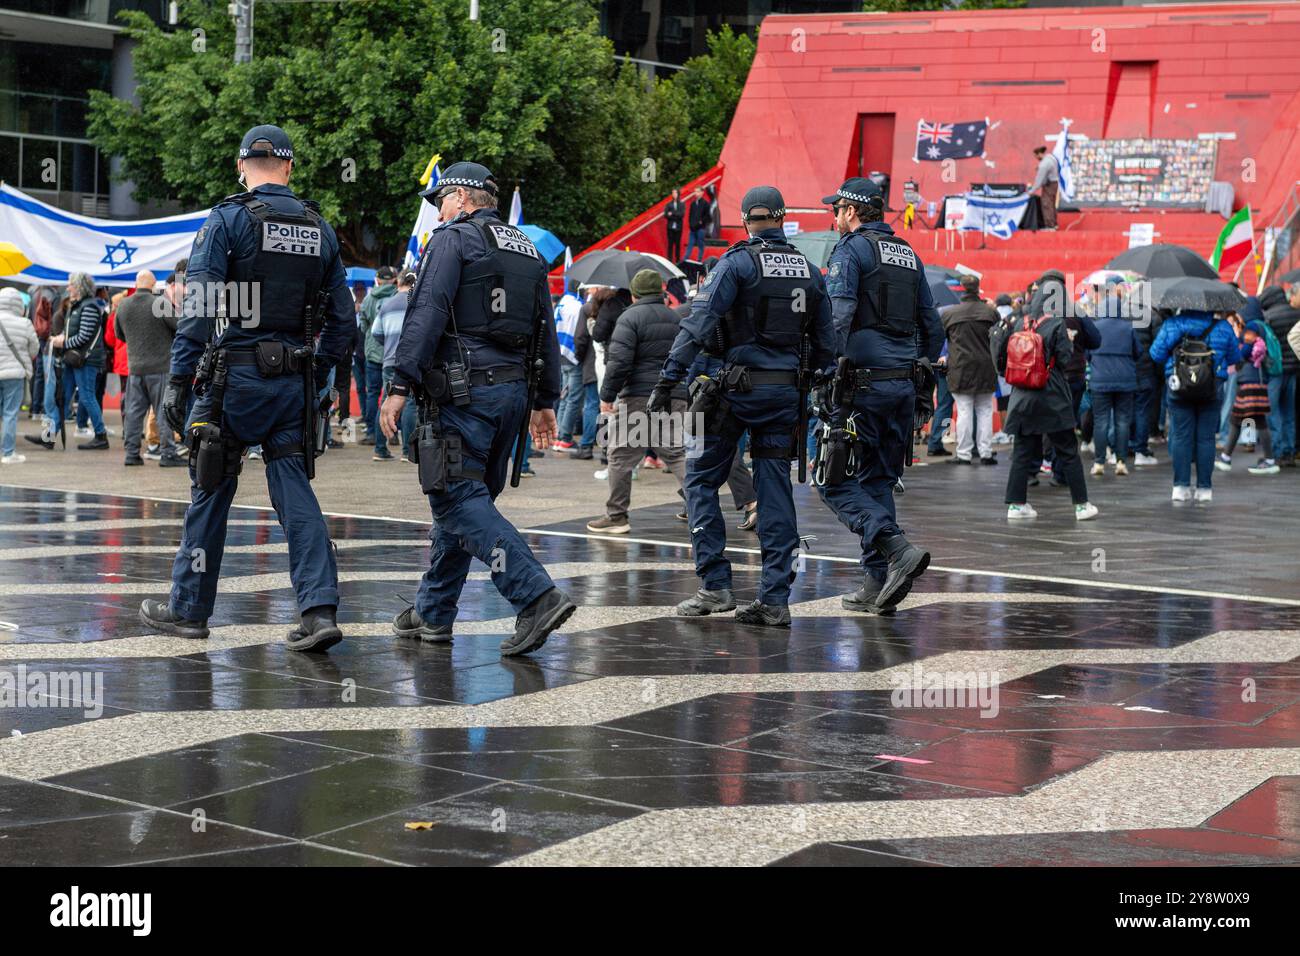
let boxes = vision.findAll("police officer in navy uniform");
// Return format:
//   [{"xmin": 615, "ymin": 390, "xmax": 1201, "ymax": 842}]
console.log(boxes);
[
  {"xmin": 647, "ymin": 186, "xmax": 834, "ymax": 628},
  {"xmin": 140, "ymin": 125, "xmax": 352, "ymax": 652},
  {"xmin": 817, "ymin": 177, "xmax": 943, "ymax": 614},
  {"xmin": 378, "ymin": 162, "xmax": 575, "ymax": 657}
]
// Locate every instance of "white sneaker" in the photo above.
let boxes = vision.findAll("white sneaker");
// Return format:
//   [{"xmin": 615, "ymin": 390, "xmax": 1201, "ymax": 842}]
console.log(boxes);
[
  {"xmin": 1078, "ymin": 441, "xmax": 1094, "ymax": 454},
  {"xmin": 1249, "ymin": 459, "xmax": 1280, "ymax": 475},
  {"xmin": 1075, "ymin": 502, "xmax": 1100, "ymax": 521},
  {"xmin": 1171, "ymin": 485, "xmax": 1192, "ymax": 502},
  {"xmin": 1114, "ymin": 460, "xmax": 1128, "ymax": 476},
  {"xmin": 1039, "ymin": 462, "xmax": 1053, "ymax": 475},
  {"xmin": 991, "ymin": 431, "xmax": 1011, "ymax": 444},
  {"xmin": 593, "ymin": 468, "xmax": 609, "ymax": 481},
  {"xmin": 74, "ymin": 426, "xmax": 93, "ymax": 438},
  {"xmin": 1194, "ymin": 488, "xmax": 1213, "ymax": 503},
  {"xmin": 1090, "ymin": 462, "xmax": 1105, "ymax": 477},
  {"xmin": 1214, "ymin": 454, "xmax": 1231, "ymax": 472},
  {"xmin": 1, "ymin": 454, "xmax": 26, "ymax": 465},
  {"xmin": 1135, "ymin": 452, "xmax": 1158, "ymax": 466},
  {"xmin": 1105, "ymin": 451, "xmax": 1116, "ymax": 466},
  {"xmin": 1007, "ymin": 503, "xmax": 1038, "ymax": 520}
]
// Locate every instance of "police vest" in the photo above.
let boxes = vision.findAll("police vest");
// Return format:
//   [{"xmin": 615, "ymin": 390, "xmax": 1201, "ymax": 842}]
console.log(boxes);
[
  {"xmin": 451, "ymin": 218, "xmax": 547, "ymax": 350},
  {"xmin": 721, "ymin": 241, "xmax": 818, "ymax": 350},
  {"xmin": 849, "ymin": 230, "xmax": 919, "ymax": 339},
  {"xmin": 227, "ymin": 194, "xmax": 326, "ymax": 336}
]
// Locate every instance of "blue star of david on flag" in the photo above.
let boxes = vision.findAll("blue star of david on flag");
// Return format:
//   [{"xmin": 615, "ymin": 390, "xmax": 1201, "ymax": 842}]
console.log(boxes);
[{"xmin": 100, "ymin": 239, "xmax": 137, "ymax": 269}]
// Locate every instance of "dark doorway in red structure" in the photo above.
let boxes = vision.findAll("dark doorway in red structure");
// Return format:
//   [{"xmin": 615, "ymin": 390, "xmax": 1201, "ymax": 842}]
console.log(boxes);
[
  {"xmin": 1104, "ymin": 61, "xmax": 1158, "ymax": 139},
  {"xmin": 854, "ymin": 113, "xmax": 896, "ymax": 182}
]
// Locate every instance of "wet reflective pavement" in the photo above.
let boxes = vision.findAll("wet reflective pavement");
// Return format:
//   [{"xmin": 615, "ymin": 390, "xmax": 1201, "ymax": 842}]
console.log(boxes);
[{"xmin": 0, "ymin": 485, "xmax": 1297, "ymax": 866}]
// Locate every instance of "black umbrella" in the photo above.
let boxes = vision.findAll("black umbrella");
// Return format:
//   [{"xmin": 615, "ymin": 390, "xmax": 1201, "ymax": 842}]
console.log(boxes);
[
  {"xmin": 1276, "ymin": 266, "xmax": 1300, "ymax": 284},
  {"xmin": 924, "ymin": 265, "xmax": 961, "ymax": 307},
  {"xmin": 1149, "ymin": 277, "xmax": 1246, "ymax": 313},
  {"xmin": 568, "ymin": 251, "xmax": 683, "ymax": 289},
  {"xmin": 1106, "ymin": 243, "xmax": 1218, "ymax": 279}
]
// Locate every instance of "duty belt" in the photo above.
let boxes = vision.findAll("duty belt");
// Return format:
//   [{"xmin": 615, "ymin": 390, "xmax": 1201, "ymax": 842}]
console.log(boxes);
[
  {"xmin": 735, "ymin": 369, "xmax": 800, "ymax": 388},
  {"xmin": 222, "ymin": 347, "xmax": 306, "ymax": 375},
  {"xmin": 466, "ymin": 365, "xmax": 527, "ymax": 387},
  {"xmin": 850, "ymin": 366, "xmax": 911, "ymax": 389}
]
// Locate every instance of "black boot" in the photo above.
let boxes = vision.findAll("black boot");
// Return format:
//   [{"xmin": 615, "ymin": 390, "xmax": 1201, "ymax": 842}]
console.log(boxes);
[
  {"xmin": 25, "ymin": 434, "xmax": 54, "ymax": 450},
  {"xmin": 393, "ymin": 605, "xmax": 453, "ymax": 644},
  {"xmin": 872, "ymin": 532, "xmax": 930, "ymax": 610},
  {"xmin": 286, "ymin": 605, "xmax": 343, "ymax": 653},
  {"xmin": 841, "ymin": 578, "xmax": 896, "ymax": 616},
  {"xmin": 78, "ymin": 433, "xmax": 109, "ymax": 450},
  {"xmin": 734, "ymin": 601, "xmax": 791, "ymax": 628},
  {"xmin": 139, "ymin": 599, "xmax": 209, "ymax": 640},
  {"xmin": 502, "ymin": 588, "xmax": 575, "ymax": 657}
]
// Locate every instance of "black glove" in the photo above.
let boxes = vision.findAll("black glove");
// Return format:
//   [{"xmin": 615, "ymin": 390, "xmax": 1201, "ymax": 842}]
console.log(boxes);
[
  {"xmin": 162, "ymin": 375, "xmax": 190, "ymax": 435},
  {"xmin": 313, "ymin": 358, "xmax": 333, "ymax": 396},
  {"xmin": 645, "ymin": 380, "xmax": 676, "ymax": 414}
]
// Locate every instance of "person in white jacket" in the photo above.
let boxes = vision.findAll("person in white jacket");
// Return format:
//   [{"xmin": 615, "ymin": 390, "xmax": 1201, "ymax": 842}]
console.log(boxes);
[
  {"xmin": 1289, "ymin": 318, "xmax": 1300, "ymax": 366},
  {"xmin": 0, "ymin": 287, "xmax": 39, "ymax": 463}
]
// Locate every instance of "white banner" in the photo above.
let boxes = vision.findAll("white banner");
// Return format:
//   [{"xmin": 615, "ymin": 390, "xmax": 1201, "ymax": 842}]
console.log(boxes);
[{"xmin": 0, "ymin": 183, "xmax": 206, "ymax": 284}]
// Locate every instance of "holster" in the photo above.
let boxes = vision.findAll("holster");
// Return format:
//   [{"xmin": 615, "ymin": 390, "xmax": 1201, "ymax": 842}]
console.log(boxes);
[
  {"xmin": 190, "ymin": 423, "xmax": 244, "ymax": 492},
  {"xmin": 687, "ymin": 375, "xmax": 732, "ymax": 436}
]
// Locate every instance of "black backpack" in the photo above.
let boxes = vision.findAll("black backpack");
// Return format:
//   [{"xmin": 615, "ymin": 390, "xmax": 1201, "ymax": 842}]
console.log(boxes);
[{"xmin": 1170, "ymin": 322, "xmax": 1217, "ymax": 404}]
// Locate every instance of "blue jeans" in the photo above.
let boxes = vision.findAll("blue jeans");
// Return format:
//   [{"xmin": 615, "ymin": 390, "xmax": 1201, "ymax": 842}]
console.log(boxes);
[
  {"xmin": 365, "ymin": 359, "xmax": 384, "ymax": 440},
  {"xmin": 0, "ymin": 378, "xmax": 23, "ymax": 457},
  {"xmin": 60, "ymin": 363, "xmax": 105, "ymax": 436},
  {"xmin": 1092, "ymin": 390, "xmax": 1134, "ymax": 464},
  {"xmin": 578, "ymin": 382, "xmax": 599, "ymax": 447},
  {"xmin": 1217, "ymin": 370, "xmax": 1237, "ymax": 444},
  {"xmin": 558, "ymin": 362, "xmax": 584, "ymax": 441},
  {"xmin": 1267, "ymin": 370, "xmax": 1297, "ymax": 458},
  {"xmin": 1169, "ymin": 381, "xmax": 1224, "ymax": 489},
  {"xmin": 1129, "ymin": 386, "xmax": 1153, "ymax": 455},
  {"xmin": 927, "ymin": 371, "xmax": 953, "ymax": 453},
  {"xmin": 377, "ymin": 368, "xmax": 417, "ymax": 456},
  {"xmin": 685, "ymin": 228, "xmax": 706, "ymax": 261}
]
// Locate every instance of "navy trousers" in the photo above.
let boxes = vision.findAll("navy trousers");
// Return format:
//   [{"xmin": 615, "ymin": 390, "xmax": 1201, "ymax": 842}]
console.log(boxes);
[
  {"xmin": 415, "ymin": 381, "xmax": 556, "ymax": 627},
  {"xmin": 684, "ymin": 383, "xmax": 800, "ymax": 607},
  {"xmin": 816, "ymin": 378, "xmax": 914, "ymax": 585},
  {"xmin": 169, "ymin": 366, "xmax": 338, "ymax": 622}
]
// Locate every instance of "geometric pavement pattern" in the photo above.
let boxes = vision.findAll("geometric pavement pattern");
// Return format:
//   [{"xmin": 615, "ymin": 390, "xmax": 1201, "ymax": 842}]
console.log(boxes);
[{"xmin": 0, "ymin": 486, "xmax": 1297, "ymax": 866}]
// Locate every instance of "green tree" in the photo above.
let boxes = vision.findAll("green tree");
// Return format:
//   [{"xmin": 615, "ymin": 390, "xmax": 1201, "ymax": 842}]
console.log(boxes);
[{"xmin": 88, "ymin": 1, "xmax": 754, "ymax": 262}]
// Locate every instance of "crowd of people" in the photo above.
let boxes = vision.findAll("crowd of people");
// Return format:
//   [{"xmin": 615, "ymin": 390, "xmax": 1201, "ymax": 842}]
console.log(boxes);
[{"xmin": 6, "ymin": 245, "xmax": 1299, "ymax": 529}]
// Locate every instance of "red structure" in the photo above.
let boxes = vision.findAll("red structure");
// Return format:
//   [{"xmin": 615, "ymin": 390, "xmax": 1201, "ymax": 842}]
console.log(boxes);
[{"xmin": 567, "ymin": 2, "xmax": 1300, "ymax": 296}]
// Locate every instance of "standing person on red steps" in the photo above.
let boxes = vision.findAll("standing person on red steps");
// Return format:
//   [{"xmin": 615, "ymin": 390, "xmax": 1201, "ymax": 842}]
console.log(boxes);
[{"xmin": 993, "ymin": 271, "xmax": 1101, "ymax": 521}]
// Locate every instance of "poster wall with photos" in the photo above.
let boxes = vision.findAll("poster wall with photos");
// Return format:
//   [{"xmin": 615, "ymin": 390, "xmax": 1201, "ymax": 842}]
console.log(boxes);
[{"xmin": 1069, "ymin": 138, "xmax": 1218, "ymax": 208}]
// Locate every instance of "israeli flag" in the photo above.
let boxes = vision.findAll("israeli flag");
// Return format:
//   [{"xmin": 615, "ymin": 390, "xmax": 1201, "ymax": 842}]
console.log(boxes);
[
  {"xmin": 508, "ymin": 187, "xmax": 523, "ymax": 227},
  {"xmin": 962, "ymin": 192, "xmax": 1031, "ymax": 241},
  {"xmin": 404, "ymin": 159, "xmax": 442, "ymax": 269},
  {"xmin": 1052, "ymin": 118, "xmax": 1075, "ymax": 202},
  {"xmin": 0, "ymin": 183, "xmax": 206, "ymax": 283}
]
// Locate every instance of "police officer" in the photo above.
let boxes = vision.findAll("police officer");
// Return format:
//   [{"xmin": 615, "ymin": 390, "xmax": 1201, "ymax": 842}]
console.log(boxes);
[
  {"xmin": 817, "ymin": 177, "xmax": 943, "ymax": 614},
  {"xmin": 140, "ymin": 125, "xmax": 352, "ymax": 652},
  {"xmin": 378, "ymin": 162, "xmax": 575, "ymax": 657},
  {"xmin": 647, "ymin": 186, "xmax": 834, "ymax": 627}
]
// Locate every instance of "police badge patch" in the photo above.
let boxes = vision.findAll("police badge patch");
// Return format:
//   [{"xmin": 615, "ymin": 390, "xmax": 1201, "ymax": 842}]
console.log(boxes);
[
  {"xmin": 828, "ymin": 261, "xmax": 842, "ymax": 278},
  {"xmin": 194, "ymin": 225, "xmax": 208, "ymax": 248}
]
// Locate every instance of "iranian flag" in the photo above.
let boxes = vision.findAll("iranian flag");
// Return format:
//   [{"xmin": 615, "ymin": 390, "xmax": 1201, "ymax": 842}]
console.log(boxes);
[{"xmin": 1209, "ymin": 206, "xmax": 1253, "ymax": 272}]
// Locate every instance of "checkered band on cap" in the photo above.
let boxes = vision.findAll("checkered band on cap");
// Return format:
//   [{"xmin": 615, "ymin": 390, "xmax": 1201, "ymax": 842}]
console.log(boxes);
[
  {"xmin": 240, "ymin": 144, "xmax": 293, "ymax": 159},
  {"xmin": 837, "ymin": 190, "xmax": 879, "ymax": 205},
  {"xmin": 438, "ymin": 176, "xmax": 497, "ymax": 193}
]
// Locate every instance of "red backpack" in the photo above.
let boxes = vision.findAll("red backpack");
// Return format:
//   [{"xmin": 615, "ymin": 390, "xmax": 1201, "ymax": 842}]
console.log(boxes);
[{"xmin": 1005, "ymin": 317, "xmax": 1054, "ymax": 389}]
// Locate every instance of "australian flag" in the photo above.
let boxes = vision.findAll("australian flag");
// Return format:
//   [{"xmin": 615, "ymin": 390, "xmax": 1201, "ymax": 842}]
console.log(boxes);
[{"xmin": 914, "ymin": 119, "xmax": 988, "ymax": 162}]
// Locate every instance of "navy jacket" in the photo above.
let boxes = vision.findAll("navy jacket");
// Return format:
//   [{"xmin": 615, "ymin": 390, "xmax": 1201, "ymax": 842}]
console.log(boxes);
[
  {"xmin": 171, "ymin": 183, "xmax": 352, "ymax": 377},
  {"xmin": 825, "ymin": 222, "xmax": 943, "ymax": 368},
  {"xmin": 1087, "ymin": 316, "xmax": 1141, "ymax": 393},
  {"xmin": 394, "ymin": 207, "xmax": 561, "ymax": 409},
  {"xmin": 1149, "ymin": 310, "xmax": 1242, "ymax": 380},
  {"xmin": 662, "ymin": 228, "xmax": 835, "ymax": 382}
]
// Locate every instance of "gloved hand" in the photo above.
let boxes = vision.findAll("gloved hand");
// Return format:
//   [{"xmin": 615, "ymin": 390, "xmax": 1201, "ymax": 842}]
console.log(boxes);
[
  {"xmin": 645, "ymin": 380, "xmax": 676, "ymax": 414},
  {"xmin": 162, "ymin": 375, "xmax": 191, "ymax": 435},
  {"xmin": 313, "ymin": 358, "xmax": 333, "ymax": 396}
]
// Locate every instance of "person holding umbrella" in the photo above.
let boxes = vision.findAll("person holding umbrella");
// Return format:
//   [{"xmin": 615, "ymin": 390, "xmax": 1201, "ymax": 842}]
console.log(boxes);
[{"xmin": 1149, "ymin": 293, "xmax": 1242, "ymax": 502}]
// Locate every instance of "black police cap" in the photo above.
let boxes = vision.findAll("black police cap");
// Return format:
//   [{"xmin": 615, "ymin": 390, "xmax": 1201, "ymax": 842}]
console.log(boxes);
[
  {"xmin": 239, "ymin": 125, "xmax": 294, "ymax": 160},
  {"xmin": 822, "ymin": 177, "xmax": 883, "ymax": 207},
  {"xmin": 741, "ymin": 185, "xmax": 785, "ymax": 220}
]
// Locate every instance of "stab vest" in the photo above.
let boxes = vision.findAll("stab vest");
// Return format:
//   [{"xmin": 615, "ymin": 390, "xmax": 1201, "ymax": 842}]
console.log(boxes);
[
  {"xmin": 451, "ymin": 217, "xmax": 547, "ymax": 350},
  {"xmin": 227, "ymin": 194, "xmax": 326, "ymax": 336},
  {"xmin": 720, "ymin": 240, "xmax": 818, "ymax": 350},
  {"xmin": 849, "ymin": 229, "xmax": 919, "ymax": 339}
]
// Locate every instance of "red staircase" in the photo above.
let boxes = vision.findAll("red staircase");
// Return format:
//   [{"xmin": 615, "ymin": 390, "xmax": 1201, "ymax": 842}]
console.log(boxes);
[{"xmin": 909, "ymin": 209, "xmax": 1237, "ymax": 297}]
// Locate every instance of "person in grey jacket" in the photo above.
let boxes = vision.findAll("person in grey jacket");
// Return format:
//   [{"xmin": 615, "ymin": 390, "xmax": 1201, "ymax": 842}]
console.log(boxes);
[
  {"xmin": 587, "ymin": 269, "xmax": 688, "ymax": 534},
  {"xmin": 46, "ymin": 272, "xmax": 109, "ymax": 449},
  {"xmin": 0, "ymin": 287, "xmax": 39, "ymax": 463},
  {"xmin": 115, "ymin": 270, "xmax": 183, "ymax": 466}
]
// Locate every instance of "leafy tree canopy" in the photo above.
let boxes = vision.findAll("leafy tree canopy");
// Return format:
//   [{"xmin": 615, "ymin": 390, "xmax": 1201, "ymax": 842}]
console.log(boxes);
[{"xmin": 89, "ymin": 1, "xmax": 754, "ymax": 263}]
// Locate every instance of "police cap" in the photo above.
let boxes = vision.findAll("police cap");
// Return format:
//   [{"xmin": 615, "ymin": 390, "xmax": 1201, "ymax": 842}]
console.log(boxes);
[
  {"xmin": 239, "ymin": 125, "xmax": 294, "ymax": 161},
  {"xmin": 822, "ymin": 177, "xmax": 883, "ymax": 208},
  {"xmin": 740, "ymin": 185, "xmax": 785, "ymax": 221}
]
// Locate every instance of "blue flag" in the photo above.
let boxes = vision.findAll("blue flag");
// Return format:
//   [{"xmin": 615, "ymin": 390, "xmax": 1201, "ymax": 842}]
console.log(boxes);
[{"xmin": 915, "ymin": 119, "xmax": 988, "ymax": 162}]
